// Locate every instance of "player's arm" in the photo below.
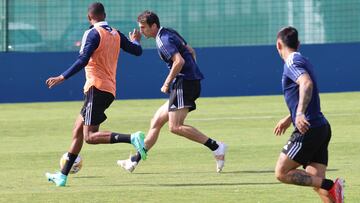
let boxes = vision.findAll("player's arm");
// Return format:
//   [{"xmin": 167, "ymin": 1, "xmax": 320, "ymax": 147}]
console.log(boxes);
[
  {"xmin": 296, "ymin": 73, "xmax": 313, "ymax": 115},
  {"xmin": 118, "ymin": 30, "xmax": 142, "ymax": 56},
  {"xmin": 158, "ymin": 35, "xmax": 185, "ymax": 93},
  {"xmin": 295, "ymin": 73, "xmax": 313, "ymax": 134},
  {"xmin": 274, "ymin": 114, "xmax": 292, "ymax": 136},
  {"xmin": 46, "ymin": 29, "xmax": 100, "ymax": 89},
  {"xmin": 161, "ymin": 53, "xmax": 185, "ymax": 94},
  {"xmin": 186, "ymin": 45, "xmax": 196, "ymax": 62}
]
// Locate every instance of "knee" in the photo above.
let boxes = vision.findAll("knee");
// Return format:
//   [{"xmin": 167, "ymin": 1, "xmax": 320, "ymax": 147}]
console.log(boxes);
[
  {"xmin": 169, "ymin": 125, "xmax": 182, "ymax": 135},
  {"xmin": 84, "ymin": 132, "xmax": 96, "ymax": 144},
  {"xmin": 274, "ymin": 167, "xmax": 286, "ymax": 182},
  {"xmin": 275, "ymin": 171, "xmax": 283, "ymax": 182}
]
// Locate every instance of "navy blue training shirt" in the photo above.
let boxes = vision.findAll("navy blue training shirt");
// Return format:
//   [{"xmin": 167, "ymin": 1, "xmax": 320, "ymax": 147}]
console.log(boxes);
[
  {"xmin": 62, "ymin": 21, "xmax": 142, "ymax": 79},
  {"xmin": 155, "ymin": 27, "xmax": 204, "ymax": 80},
  {"xmin": 282, "ymin": 52, "xmax": 328, "ymax": 128}
]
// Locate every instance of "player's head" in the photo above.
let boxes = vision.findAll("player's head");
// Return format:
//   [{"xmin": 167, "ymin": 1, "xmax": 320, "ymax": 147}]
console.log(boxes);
[
  {"xmin": 276, "ymin": 26, "xmax": 300, "ymax": 58},
  {"xmin": 87, "ymin": 2, "xmax": 106, "ymax": 23},
  {"xmin": 137, "ymin": 10, "xmax": 160, "ymax": 38}
]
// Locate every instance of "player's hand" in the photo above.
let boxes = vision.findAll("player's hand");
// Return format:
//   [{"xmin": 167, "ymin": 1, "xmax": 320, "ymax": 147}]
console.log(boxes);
[
  {"xmin": 129, "ymin": 29, "xmax": 141, "ymax": 42},
  {"xmin": 295, "ymin": 113, "xmax": 310, "ymax": 134},
  {"xmin": 160, "ymin": 83, "xmax": 170, "ymax": 94},
  {"xmin": 273, "ymin": 116, "xmax": 292, "ymax": 136},
  {"xmin": 46, "ymin": 75, "xmax": 65, "ymax": 89}
]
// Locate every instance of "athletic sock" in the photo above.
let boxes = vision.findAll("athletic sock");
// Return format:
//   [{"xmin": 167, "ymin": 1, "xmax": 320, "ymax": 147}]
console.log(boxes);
[
  {"xmin": 131, "ymin": 148, "xmax": 148, "ymax": 163},
  {"xmin": 321, "ymin": 179, "xmax": 334, "ymax": 191},
  {"xmin": 61, "ymin": 152, "xmax": 78, "ymax": 176},
  {"xmin": 204, "ymin": 138, "xmax": 219, "ymax": 151},
  {"xmin": 110, "ymin": 133, "xmax": 131, "ymax": 144},
  {"xmin": 131, "ymin": 152, "xmax": 141, "ymax": 163}
]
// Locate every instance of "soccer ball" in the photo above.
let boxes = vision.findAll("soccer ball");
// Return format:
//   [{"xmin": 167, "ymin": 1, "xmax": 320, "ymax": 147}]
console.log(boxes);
[{"xmin": 59, "ymin": 152, "xmax": 83, "ymax": 174}]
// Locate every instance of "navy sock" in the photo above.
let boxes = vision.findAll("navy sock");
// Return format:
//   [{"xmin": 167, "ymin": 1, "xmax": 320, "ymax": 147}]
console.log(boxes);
[
  {"xmin": 321, "ymin": 179, "xmax": 334, "ymax": 191},
  {"xmin": 204, "ymin": 138, "xmax": 219, "ymax": 151},
  {"xmin": 110, "ymin": 133, "xmax": 131, "ymax": 144},
  {"xmin": 130, "ymin": 148, "xmax": 148, "ymax": 163},
  {"xmin": 61, "ymin": 152, "xmax": 78, "ymax": 176}
]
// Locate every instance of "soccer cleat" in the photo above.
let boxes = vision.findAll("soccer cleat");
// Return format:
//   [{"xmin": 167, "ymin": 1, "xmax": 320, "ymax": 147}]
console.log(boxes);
[
  {"xmin": 117, "ymin": 155, "xmax": 138, "ymax": 173},
  {"xmin": 130, "ymin": 131, "xmax": 147, "ymax": 160},
  {"xmin": 45, "ymin": 172, "xmax": 67, "ymax": 187},
  {"xmin": 212, "ymin": 142, "xmax": 228, "ymax": 173},
  {"xmin": 328, "ymin": 178, "xmax": 345, "ymax": 203}
]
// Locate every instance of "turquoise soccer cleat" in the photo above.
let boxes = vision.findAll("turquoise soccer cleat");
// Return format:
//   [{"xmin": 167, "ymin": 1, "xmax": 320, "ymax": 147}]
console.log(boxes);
[
  {"xmin": 45, "ymin": 172, "xmax": 67, "ymax": 187},
  {"xmin": 130, "ymin": 131, "xmax": 147, "ymax": 160}
]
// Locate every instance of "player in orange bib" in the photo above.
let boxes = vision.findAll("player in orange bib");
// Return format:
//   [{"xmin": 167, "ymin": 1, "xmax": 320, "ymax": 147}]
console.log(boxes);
[{"xmin": 45, "ymin": 2, "xmax": 146, "ymax": 187}]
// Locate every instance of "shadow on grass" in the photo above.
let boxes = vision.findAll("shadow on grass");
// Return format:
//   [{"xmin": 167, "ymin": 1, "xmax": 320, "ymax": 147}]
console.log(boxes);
[
  {"xmin": 133, "ymin": 170, "xmax": 275, "ymax": 175},
  {"xmin": 73, "ymin": 176, "xmax": 105, "ymax": 179},
  {"xmin": 156, "ymin": 182, "xmax": 281, "ymax": 187},
  {"xmin": 222, "ymin": 170, "xmax": 274, "ymax": 174},
  {"xmin": 100, "ymin": 182, "xmax": 281, "ymax": 187},
  {"xmin": 222, "ymin": 168, "xmax": 338, "ymax": 174},
  {"xmin": 128, "ymin": 168, "xmax": 338, "ymax": 175}
]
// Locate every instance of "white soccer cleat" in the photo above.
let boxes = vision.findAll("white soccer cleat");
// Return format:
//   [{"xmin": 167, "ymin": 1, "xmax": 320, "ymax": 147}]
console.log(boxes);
[
  {"xmin": 213, "ymin": 142, "xmax": 228, "ymax": 173},
  {"xmin": 117, "ymin": 157, "xmax": 138, "ymax": 173}
]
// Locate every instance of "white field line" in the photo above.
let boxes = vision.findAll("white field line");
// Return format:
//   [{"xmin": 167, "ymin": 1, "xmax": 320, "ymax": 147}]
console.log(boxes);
[
  {"xmin": 187, "ymin": 112, "xmax": 358, "ymax": 121},
  {"xmin": 187, "ymin": 115, "xmax": 275, "ymax": 121}
]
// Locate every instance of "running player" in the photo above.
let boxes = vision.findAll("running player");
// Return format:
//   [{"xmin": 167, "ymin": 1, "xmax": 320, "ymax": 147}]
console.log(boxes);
[
  {"xmin": 117, "ymin": 10, "xmax": 227, "ymax": 173},
  {"xmin": 274, "ymin": 26, "xmax": 344, "ymax": 203},
  {"xmin": 45, "ymin": 2, "xmax": 146, "ymax": 187}
]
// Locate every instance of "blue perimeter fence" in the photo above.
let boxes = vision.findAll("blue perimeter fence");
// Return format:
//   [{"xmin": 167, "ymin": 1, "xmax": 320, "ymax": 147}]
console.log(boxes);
[{"xmin": 0, "ymin": 43, "xmax": 359, "ymax": 103}]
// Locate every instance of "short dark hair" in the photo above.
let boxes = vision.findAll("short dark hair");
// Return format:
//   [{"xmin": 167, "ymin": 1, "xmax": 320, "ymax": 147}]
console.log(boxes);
[
  {"xmin": 88, "ymin": 2, "xmax": 105, "ymax": 17},
  {"xmin": 137, "ymin": 10, "xmax": 160, "ymax": 28},
  {"xmin": 277, "ymin": 26, "xmax": 299, "ymax": 50}
]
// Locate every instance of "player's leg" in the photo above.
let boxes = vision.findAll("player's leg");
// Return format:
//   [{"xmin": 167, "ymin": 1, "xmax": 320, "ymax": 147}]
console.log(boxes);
[
  {"xmin": 307, "ymin": 124, "xmax": 344, "ymax": 203},
  {"xmin": 45, "ymin": 114, "xmax": 84, "ymax": 186},
  {"xmin": 276, "ymin": 127, "xmax": 322, "ymax": 187},
  {"xmin": 168, "ymin": 78, "xmax": 216, "ymax": 143},
  {"xmin": 117, "ymin": 101, "xmax": 169, "ymax": 172},
  {"xmin": 168, "ymin": 108, "xmax": 207, "ymax": 143},
  {"xmin": 168, "ymin": 78, "xmax": 227, "ymax": 172},
  {"xmin": 275, "ymin": 125, "xmax": 343, "ymax": 201},
  {"xmin": 81, "ymin": 87, "xmax": 146, "ymax": 158},
  {"xmin": 61, "ymin": 115, "xmax": 84, "ymax": 176},
  {"xmin": 144, "ymin": 101, "xmax": 169, "ymax": 150},
  {"xmin": 82, "ymin": 86, "xmax": 128, "ymax": 144},
  {"xmin": 168, "ymin": 108, "xmax": 227, "ymax": 172},
  {"xmin": 275, "ymin": 152, "xmax": 324, "ymax": 187},
  {"xmin": 306, "ymin": 163, "xmax": 332, "ymax": 203},
  {"xmin": 68, "ymin": 115, "xmax": 85, "ymax": 154}
]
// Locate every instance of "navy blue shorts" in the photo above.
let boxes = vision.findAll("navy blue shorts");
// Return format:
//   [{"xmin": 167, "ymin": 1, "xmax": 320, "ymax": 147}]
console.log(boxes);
[
  {"xmin": 80, "ymin": 86, "xmax": 114, "ymax": 126},
  {"xmin": 282, "ymin": 124, "xmax": 332, "ymax": 167},
  {"xmin": 168, "ymin": 77, "xmax": 201, "ymax": 112}
]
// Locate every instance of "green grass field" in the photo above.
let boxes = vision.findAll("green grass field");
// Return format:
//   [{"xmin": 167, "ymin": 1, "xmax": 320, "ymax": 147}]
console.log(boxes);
[{"xmin": 0, "ymin": 92, "xmax": 359, "ymax": 203}]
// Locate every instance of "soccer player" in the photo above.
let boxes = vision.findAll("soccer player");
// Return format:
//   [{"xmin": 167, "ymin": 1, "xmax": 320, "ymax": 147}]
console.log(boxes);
[
  {"xmin": 273, "ymin": 26, "xmax": 344, "ymax": 203},
  {"xmin": 45, "ymin": 2, "xmax": 147, "ymax": 187},
  {"xmin": 117, "ymin": 10, "xmax": 227, "ymax": 173}
]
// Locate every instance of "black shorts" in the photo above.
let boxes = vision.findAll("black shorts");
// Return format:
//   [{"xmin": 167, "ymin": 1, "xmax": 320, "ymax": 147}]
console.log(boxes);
[
  {"xmin": 282, "ymin": 124, "xmax": 332, "ymax": 167},
  {"xmin": 80, "ymin": 86, "xmax": 114, "ymax": 126},
  {"xmin": 168, "ymin": 77, "xmax": 201, "ymax": 112}
]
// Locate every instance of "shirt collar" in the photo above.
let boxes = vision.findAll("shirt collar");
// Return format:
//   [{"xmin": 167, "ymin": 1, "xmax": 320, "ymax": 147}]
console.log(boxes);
[
  {"xmin": 285, "ymin": 51, "xmax": 301, "ymax": 63},
  {"xmin": 89, "ymin": 21, "xmax": 108, "ymax": 29},
  {"xmin": 156, "ymin": 27, "xmax": 164, "ymax": 38}
]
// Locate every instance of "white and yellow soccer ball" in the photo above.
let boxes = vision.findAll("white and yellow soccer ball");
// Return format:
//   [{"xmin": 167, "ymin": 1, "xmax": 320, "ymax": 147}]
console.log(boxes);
[{"xmin": 59, "ymin": 152, "xmax": 83, "ymax": 174}]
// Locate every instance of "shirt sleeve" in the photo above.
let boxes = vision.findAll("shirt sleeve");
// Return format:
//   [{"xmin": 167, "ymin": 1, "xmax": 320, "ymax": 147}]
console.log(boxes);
[
  {"xmin": 61, "ymin": 29, "xmax": 100, "ymax": 79},
  {"xmin": 158, "ymin": 36, "xmax": 179, "ymax": 61},
  {"xmin": 118, "ymin": 31, "xmax": 142, "ymax": 56},
  {"xmin": 284, "ymin": 56, "xmax": 307, "ymax": 82}
]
